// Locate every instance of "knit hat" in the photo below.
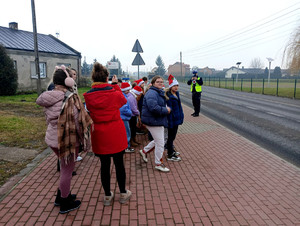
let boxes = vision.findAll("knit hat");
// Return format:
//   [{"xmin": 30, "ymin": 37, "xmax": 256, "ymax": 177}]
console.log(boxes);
[
  {"xmin": 134, "ymin": 79, "xmax": 144, "ymax": 86},
  {"xmin": 121, "ymin": 82, "xmax": 131, "ymax": 91},
  {"xmin": 132, "ymin": 85, "xmax": 143, "ymax": 95},
  {"xmin": 168, "ymin": 74, "xmax": 179, "ymax": 88}
]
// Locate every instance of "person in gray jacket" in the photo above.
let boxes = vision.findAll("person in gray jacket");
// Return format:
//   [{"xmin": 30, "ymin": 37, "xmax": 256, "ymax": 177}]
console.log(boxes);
[{"xmin": 139, "ymin": 76, "xmax": 171, "ymax": 172}]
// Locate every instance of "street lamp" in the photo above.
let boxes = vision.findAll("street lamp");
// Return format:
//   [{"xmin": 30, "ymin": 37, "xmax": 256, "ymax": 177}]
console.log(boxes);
[
  {"xmin": 266, "ymin": 58, "xmax": 274, "ymax": 84},
  {"xmin": 236, "ymin": 62, "xmax": 241, "ymax": 83}
]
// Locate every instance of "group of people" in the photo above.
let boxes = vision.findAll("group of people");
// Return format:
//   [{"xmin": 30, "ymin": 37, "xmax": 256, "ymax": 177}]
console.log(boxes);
[{"xmin": 37, "ymin": 63, "xmax": 203, "ymax": 214}]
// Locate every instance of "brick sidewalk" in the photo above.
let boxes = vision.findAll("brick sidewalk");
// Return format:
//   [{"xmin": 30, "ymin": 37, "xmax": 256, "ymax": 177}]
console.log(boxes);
[{"xmin": 0, "ymin": 105, "xmax": 299, "ymax": 225}]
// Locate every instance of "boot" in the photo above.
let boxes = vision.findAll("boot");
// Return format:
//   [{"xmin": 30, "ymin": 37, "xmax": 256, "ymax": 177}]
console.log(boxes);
[
  {"xmin": 130, "ymin": 139, "xmax": 138, "ymax": 147},
  {"xmin": 59, "ymin": 195, "xmax": 81, "ymax": 214},
  {"xmin": 54, "ymin": 189, "xmax": 77, "ymax": 206},
  {"xmin": 57, "ymin": 159, "xmax": 60, "ymax": 172},
  {"xmin": 133, "ymin": 137, "xmax": 141, "ymax": 145}
]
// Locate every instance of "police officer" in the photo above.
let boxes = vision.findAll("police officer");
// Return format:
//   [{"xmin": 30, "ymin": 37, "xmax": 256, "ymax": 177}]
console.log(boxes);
[{"xmin": 187, "ymin": 70, "xmax": 203, "ymax": 117}]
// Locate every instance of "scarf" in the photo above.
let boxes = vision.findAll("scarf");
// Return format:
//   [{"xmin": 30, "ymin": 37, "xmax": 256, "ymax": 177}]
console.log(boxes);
[
  {"xmin": 56, "ymin": 86, "xmax": 93, "ymax": 163},
  {"xmin": 92, "ymin": 82, "xmax": 106, "ymax": 86}
]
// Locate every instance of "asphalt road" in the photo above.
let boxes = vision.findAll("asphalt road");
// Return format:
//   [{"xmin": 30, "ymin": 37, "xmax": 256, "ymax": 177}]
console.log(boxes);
[{"xmin": 178, "ymin": 82, "xmax": 300, "ymax": 167}]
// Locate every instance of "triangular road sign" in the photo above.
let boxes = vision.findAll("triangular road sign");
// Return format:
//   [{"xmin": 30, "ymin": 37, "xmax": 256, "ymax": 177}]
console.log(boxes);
[
  {"xmin": 132, "ymin": 53, "xmax": 145, "ymax": 65},
  {"xmin": 132, "ymin": 39, "xmax": 143, "ymax": 53}
]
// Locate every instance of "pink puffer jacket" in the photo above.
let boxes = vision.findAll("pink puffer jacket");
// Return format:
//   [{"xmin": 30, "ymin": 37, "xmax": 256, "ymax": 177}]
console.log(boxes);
[{"xmin": 36, "ymin": 90, "xmax": 80, "ymax": 149}]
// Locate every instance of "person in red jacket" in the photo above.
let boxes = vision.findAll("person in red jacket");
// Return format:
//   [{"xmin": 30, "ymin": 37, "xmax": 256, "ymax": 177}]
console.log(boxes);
[{"xmin": 83, "ymin": 62, "xmax": 132, "ymax": 206}]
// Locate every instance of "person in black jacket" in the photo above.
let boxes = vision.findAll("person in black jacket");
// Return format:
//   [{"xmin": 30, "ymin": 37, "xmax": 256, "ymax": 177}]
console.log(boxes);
[
  {"xmin": 187, "ymin": 71, "xmax": 203, "ymax": 117},
  {"xmin": 165, "ymin": 75, "xmax": 184, "ymax": 161}
]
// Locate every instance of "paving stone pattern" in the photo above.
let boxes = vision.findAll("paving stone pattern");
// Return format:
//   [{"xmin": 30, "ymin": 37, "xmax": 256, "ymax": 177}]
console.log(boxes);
[{"xmin": 0, "ymin": 105, "xmax": 299, "ymax": 225}]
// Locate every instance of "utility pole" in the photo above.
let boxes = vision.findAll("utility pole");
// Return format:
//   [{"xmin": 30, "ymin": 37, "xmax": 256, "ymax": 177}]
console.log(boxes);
[
  {"xmin": 31, "ymin": 0, "xmax": 41, "ymax": 95},
  {"xmin": 267, "ymin": 57, "xmax": 274, "ymax": 85},
  {"xmin": 236, "ymin": 62, "xmax": 241, "ymax": 83},
  {"xmin": 180, "ymin": 51, "xmax": 183, "ymax": 77}
]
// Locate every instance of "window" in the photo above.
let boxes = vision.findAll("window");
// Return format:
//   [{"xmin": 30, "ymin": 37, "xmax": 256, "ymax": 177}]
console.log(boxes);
[
  {"xmin": 30, "ymin": 62, "xmax": 47, "ymax": 79},
  {"xmin": 57, "ymin": 63, "xmax": 71, "ymax": 67},
  {"xmin": 13, "ymin": 61, "xmax": 17, "ymax": 71}
]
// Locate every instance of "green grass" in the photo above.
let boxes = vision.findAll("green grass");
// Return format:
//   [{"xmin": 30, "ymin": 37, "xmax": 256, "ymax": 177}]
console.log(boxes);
[
  {"xmin": 0, "ymin": 87, "xmax": 89, "ymax": 149},
  {"xmin": 0, "ymin": 160, "xmax": 29, "ymax": 186},
  {"xmin": 0, "ymin": 87, "xmax": 91, "ymax": 186},
  {"xmin": 204, "ymin": 79, "xmax": 300, "ymax": 99}
]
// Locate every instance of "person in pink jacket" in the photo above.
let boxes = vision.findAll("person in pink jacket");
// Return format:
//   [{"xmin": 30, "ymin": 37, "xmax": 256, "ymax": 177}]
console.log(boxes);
[{"xmin": 36, "ymin": 65, "xmax": 92, "ymax": 214}]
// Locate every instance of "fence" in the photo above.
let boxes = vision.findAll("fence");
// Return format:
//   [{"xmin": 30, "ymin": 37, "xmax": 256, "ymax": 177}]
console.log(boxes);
[{"xmin": 178, "ymin": 77, "xmax": 299, "ymax": 99}]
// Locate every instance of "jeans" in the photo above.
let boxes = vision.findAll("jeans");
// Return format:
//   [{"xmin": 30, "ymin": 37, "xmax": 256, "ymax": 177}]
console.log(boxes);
[
  {"xmin": 123, "ymin": 120, "xmax": 131, "ymax": 148},
  {"xmin": 144, "ymin": 126, "xmax": 164, "ymax": 165},
  {"xmin": 167, "ymin": 125, "xmax": 179, "ymax": 156}
]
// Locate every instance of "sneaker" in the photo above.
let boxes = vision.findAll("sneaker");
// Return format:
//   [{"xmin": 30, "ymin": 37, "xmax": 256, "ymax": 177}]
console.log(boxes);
[
  {"xmin": 76, "ymin": 156, "xmax": 83, "ymax": 161},
  {"xmin": 167, "ymin": 155, "xmax": 181, "ymax": 162},
  {"xmin": 125, "ymin": 148, "xmax": 135, "ymax": 153},
  {"xmin": 174, "ymin": 151, "xmax": 180, "ymax": 156},
  {"xmin": 119, "ymin": 190, "xmax": 132, "ymax": 204},
  {"xmin": 155, "ymin": 164, "xmax": 170, "ymax": 172},
  {"xmin": 103, "ymin": 191, "xmax": 114, "ymax": 206},
  {"xmin": 139, "ymin": 150, "xmax": 148, "ymax": 163},
  {"xmin": 192, "ymin": 114, "xmax": 199, "ymax": 117}
]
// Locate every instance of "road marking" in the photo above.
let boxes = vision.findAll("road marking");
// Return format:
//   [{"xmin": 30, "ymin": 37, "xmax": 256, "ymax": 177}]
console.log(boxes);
[
  {"xmin": 266, "ymin": 112, "xmax": 283, "ymax": 117},
  {"xmin": 244, "ymin": 106, "xmax": 258, "ymax": 110}
]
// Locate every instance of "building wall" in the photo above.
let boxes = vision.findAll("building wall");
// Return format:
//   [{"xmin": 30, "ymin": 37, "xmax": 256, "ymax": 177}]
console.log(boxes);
[
  {"xmin": 225, "ymin": 67, "xmax": 246, "ymax": 78},
  {"xmin": 7, "ymin": 49, "xmax": 80, "ymax": 91},
  {"xmin": 168, "ymin": 63, "xmax": 190, "ymax": 77},
  {"xmin": 199, "ymin": 67, "xmax": 213, "ymax": 76}
]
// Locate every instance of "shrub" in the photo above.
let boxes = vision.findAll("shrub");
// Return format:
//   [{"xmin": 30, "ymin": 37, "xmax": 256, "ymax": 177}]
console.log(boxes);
[
  {"xmin": 78, "ymin": 76, "xmax": 92, "ymax": 88},
  {"xmin": 0, "ymin": 45, "xmax": 18, "ymax": 95}
]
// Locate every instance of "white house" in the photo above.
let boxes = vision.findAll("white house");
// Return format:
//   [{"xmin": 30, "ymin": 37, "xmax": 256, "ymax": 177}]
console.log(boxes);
[{"xmin": 225, "ymin": 66, "xmax": 246, "ymax": 79}]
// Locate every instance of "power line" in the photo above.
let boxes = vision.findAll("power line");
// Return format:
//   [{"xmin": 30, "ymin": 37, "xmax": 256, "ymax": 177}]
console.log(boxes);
[
  {"xmin": 185, "ymin": 19, "xmax": 299, "ymax": 58},
  {"xmin": 186, "ymin": 30, "xmax": 293, "ymax": 62},
  {"xmin": 184, "ymin": 3, "xmax": 300, "ymax": 54},
  {"xmin": 164, "ymin": 2, "xmax": 300, "ymax": 68}
]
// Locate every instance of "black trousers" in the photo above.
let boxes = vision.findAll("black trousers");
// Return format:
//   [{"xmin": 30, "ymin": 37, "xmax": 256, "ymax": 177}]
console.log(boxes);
[
  {"xmin": 192, "ymin": 92, "xmax": 201, "ymax": 114},
  {"xmin": 129, "ymin": 116, "xmax": 137, "ymax": 139},
  {"xmin": 167, "ymin": 125, "xmax": 179, "ymax": 156},
  {"xmin": 97, "ymin": 151, "xmax": 126, "ymax": 196}
]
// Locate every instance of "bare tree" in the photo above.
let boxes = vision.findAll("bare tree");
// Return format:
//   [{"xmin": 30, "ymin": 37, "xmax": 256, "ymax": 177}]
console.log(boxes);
[
  {"xmin": 283, "ymin": 26, "xmax": 300, "ymax": 74},
  {"xmin": 249, "ymin": 57, "xmax": 264, "ymax": 68}
]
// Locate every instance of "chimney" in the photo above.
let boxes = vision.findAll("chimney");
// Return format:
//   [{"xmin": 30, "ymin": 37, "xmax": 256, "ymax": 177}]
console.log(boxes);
[{"xmin": 9, "ymin": 22, "xmax": 18, "ymax": 30}]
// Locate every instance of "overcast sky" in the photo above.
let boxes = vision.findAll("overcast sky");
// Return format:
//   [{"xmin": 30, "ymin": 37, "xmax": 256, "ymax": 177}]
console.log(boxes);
[{"xmin": 1, "ymin": 0, "xmax": 299, "ymax": 73}]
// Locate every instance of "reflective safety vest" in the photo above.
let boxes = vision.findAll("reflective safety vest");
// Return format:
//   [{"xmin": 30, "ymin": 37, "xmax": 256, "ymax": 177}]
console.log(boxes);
[{"xmin": 190, "ymin": 77, "xmax": 202, "ymax": 92}]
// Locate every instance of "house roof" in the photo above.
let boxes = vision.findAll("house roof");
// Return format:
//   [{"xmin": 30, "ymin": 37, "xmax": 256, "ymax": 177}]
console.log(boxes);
[
  {"xmin": 0, "ymin": 26, "xmax": 81, "ymax": 56},
  {"xmin": 225, "ymin": 66, "xmax": 264, "ymax": 74}
]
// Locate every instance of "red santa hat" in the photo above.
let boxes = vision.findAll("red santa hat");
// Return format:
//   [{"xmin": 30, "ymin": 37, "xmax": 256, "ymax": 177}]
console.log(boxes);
[
  {"xmin": 168, "ymin": 74, "xmax": 179, "ymax": 88},
  {"xmin": 132, "ymin": 85, "xmax": 143, "ymax": 95},
  {"xmin": 134, "ymin": 79, "xmax": 144, "ymax": 86},
  {"xmin": 121, "ymin": 82, "xmax": 131, "ymax": 91}
]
